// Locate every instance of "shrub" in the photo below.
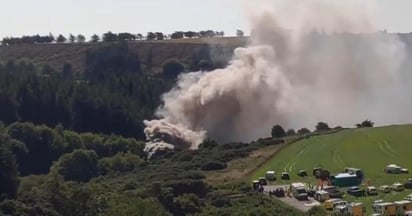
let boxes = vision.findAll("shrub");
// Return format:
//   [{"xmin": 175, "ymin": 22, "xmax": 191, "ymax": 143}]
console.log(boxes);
[{"xmin": 201, "ymin": 161, "xmax": 227, "ymax": 171}]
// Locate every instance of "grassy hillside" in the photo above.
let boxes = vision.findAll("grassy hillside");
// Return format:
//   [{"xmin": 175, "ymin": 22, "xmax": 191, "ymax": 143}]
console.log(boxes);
[
  {"xmin": 252, "ymin": 124, "xmax": 412, "ymax": 213},
  {"xmin": 0, "ymin": 37, "xmax": 247, "ymax": 73}
]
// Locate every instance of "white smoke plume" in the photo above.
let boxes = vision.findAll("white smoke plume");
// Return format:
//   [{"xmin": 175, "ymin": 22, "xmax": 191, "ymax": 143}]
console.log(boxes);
[{"xmin": 144, "ymin": 0, "xmax": 412, "ymax": 155}]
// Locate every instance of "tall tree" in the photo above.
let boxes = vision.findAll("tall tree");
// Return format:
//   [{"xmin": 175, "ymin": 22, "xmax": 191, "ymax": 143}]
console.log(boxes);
[
  {"xmin": 315, "ymin": 122, "xmax": 330, "ymax": 131},
  {"xmin": 103, "ymin": 31, "xmax": 118, "ymax": 42},
  {"xmin": 77, "ymin": 34, "xmax": 86, "ymax": 43},
  {"xmin": 155, "ymin": 32, "xmax": 164, "ymax": 40},
  {"xmin": 56, "ymin": 34, "xmax": 67, "ymax": 43},
  {"xmin": 69, "ymin": 34, "xmax": 76, "ymax": 43},
  {"xmin": 271, "ymin": 125, "xmax": 286, "ymax": 138},
  {"xmin": 0, "ymin": 146, "xmax": 20, "ymax": 199},
  {"xmin": 146, "ymin": 32, "xmax": 156, "ymax": 40},
  {"xmin": 90, "ymin": 34, "xmax": 100, "ymax": 42}
]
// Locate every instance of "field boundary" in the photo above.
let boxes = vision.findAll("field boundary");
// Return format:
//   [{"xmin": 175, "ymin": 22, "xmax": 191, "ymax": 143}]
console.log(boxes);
[{"xmin": 245, "ymin": 129, "xmax": 345, "ymax": 179}]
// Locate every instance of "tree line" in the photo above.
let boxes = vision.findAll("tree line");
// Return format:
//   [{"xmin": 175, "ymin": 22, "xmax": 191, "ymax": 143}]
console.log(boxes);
[
  {"xmin": 1, "ymin": 120, "xmax": 313, "ymax": 216},
  {"xmin": 1, "ymin": 29, "xmax": 243, "ymax": 45}
]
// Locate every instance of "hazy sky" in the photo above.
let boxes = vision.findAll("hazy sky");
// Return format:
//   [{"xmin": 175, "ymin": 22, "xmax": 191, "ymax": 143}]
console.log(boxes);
[{"xmin": 0, "ymin": 0, "xmax": 411, "ymax": 39}]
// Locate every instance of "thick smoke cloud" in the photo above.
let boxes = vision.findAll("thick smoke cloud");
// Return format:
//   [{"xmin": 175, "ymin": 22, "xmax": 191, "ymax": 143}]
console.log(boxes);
[{"xmin": 144, "ymin": 0, "xmax": 412, "ymax": 155}]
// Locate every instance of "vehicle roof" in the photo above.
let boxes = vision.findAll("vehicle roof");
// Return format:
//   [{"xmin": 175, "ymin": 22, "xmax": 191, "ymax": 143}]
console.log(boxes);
[
  {"xmin": 326, "ymin": 198, "xmax": 342, "ymax": 202},
  {"xmin": 316, "ymin": 190, "xmax": 329, "ymax": 194},
  {"xmin": 335, "ymin": 173, "xmax": 357, "ymax": 178},
  {"xmin": 375, "ymin": 202, "xmax": 394, "ymax": 206},
  {"xmin": 394, "ymin": 200, "xmax": 412, "ymax": 204},
  {"xmin": 291, "ymin": 182, "xmax": 305, "ymax": 187},
  {"xmin": 393, "ymin": 182, "xmax": 403, "ymax": 186},
  {"xmin": 266, "ymin": 171, "xmax": 275, "ymax": 174},
  {"xmin": 368, "ymin": 186, "xmax": 377, "ymax": 189}
]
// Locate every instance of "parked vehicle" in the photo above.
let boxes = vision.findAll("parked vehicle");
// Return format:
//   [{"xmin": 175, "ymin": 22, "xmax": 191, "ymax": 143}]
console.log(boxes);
[
  {"xmin": 379, "ymin": 185, "xmax": 391, "ymax": 193},
  {"xmin": 272, "ymin": 188, "xmax": 285, "ymax": 197},
  {"xmin": 372, "ymin": 202, "xmax": 396, "ymax": 216},
  {"xmin": 334, "ymin": 203, "xmax": 366, "ymax": 216},
  {"xmin": 405, "ymin": 194, "xmax": 412, "ymax": 201},
  {"xmin": 323, "ymin": 186, "xmax": 344, "ymax": 198},
  {"xmin": 313, "ymin": 167, "xmax": 322, "ymax": 176},
  {"xmin": 366, "ymin": 186, "xmax": 378, "ymax": 196},
  {"xmin": 323, "ymin": 199, "xmax": 347, "ymax": 211},
  {"xmin": 330, "ymin": 173, "xmax": 362, "ymax": 187},
  {"xmin": 405, "ymin": 179, "xmax": 412, "ymax": 189},
  {"xmin": 393, "ymin": 182, "xmax": 404, "ymax": 191},
  {"xmin": 385, "ymin": 164, "xmax": 402, "ymax": 174},
  {"xmin": 394, "ymin": 200, "xmax": 412, "ymax": 213},
  {"xmin": 314, "ymin": 169, "xmax": 330, "ymax": 180},
  {"xmin": 347, "ymin": 186, "xmax": 365, "ymax": 197},
  {"xmin": 307, "ymin": 188, "xmax": 316, "ymax": 197},
  {"xmin": 344, "ymin": 167, "xmax": 364, "ymax": 179},
  {"xmin": 314, "ymin": 190, "xmax": 330, "ymax": 202},
  {"xmin": 258, "ymin": 177, "xmax": 268, "ymax": 186},
  {"xmin": 281, "ymin": 172, "xmax": 290, "ymax": 180},
  {"xmin": 252, "ymin": 180, "xmax": 260, "ymax": 190},
  {"xmin": 265, "ymin": 171, "xmax": 276, "ymax": 181},
  {"xmin": 290, "ymin": 182, "xmax": 308, "ymax": 200},
  {"xmin": 298, "ymin": 170, "xmax": 308, "ymax": 177},
  {"xmin": 401, "ymin": 168, "xmax": 409, "ymax": 174}
]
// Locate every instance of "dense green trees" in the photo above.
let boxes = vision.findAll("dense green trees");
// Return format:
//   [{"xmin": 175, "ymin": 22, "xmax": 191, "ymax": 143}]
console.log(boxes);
[
  {"xmin": 0, "ymin": 147, "xmax": 20, "ymax": 199},
  {"xmin": 51, "ymin": 149, "xmax": 99, "ymax": 182},
  {"xmin": 297, "ymin": 128, "xmax": 311, "ymax": 134},
  {"xmin": 77, "ymin": 34, "xmax": 86, "ymax": 43},
  {"xmin": 315, "ymin": 122, "xmax": 330, "ymax": 131},
  {"xmin": 0, "ymin": 120, "xmax": 304, "ymax": 216},
  {"xmin": 0, "ymin": 43, "xmax": 177, "ymax": 139},
  {"xmin": 356, "ymin": 120, "xmax": 374, "ymax": 128},
  {"xmin": 271, "ymin": 124, "xmax": 286, "ymax": 138},
  {"xmin": 162, "ymin": 59, "xmax": 185, "ymax": 79},
  {"xmin": 56, "ymin": 34, "xmax": 67, "ymax": 43}
]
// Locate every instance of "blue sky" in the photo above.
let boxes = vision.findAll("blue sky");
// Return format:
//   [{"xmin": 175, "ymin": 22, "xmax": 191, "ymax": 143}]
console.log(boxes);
[{"xmin": 0, "ymin": 0, "xmax": 411, "ymax": 39}]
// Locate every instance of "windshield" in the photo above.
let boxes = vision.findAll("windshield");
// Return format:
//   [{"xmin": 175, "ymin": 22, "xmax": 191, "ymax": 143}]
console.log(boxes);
[
  {"xmin": 325, "ymin": 187, "xmax": 336, "ymax": 192},
  {"xmin": 297, "ymin": 189, "xmax": 306, "ymax": 194}
]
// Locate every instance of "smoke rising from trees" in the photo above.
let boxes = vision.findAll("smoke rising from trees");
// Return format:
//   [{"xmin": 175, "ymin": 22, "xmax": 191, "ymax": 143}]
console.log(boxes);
[{"xmin": 144, "ymin": 0, "xmax": 412, "ymax": 155}]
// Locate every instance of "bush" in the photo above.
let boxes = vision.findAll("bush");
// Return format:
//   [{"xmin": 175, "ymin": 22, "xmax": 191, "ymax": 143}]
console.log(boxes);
[
  {"xmin": 286, "ymin": 129, "xmax": 296, "ymax": 136},
  {"xmin": 356, "ymin": 120, "xmax": 374, "ymax": 128},
  {"xmin": 51, "ymin": 150, "xmax": 99, "ymax": 182},
  {"xmin": 99, "ymin": 152, "xmax": 143, "ymax": 174},
  {"xmin": 162, "ymin": 59, "xmax": 184, "ymax": 79},
  {"xmin": 315, "ymin": 122, "xmax": 330, "ymax": 131},
  {"xmin": 297, "ymin": 128, "xmax": 311, "ymax": 134},
  {"xmin": 271, "ymin": 125, "xmax": 286, "ymax": 138},
  {"xmin": 201, "ymin": 161, "xmax": 227, "ymax": 171}
]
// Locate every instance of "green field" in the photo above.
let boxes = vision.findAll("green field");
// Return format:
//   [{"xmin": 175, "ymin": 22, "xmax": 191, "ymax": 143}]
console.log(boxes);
[{"xmin": 251, "ymin": 124, "xmax": 412, "ymax": 213}]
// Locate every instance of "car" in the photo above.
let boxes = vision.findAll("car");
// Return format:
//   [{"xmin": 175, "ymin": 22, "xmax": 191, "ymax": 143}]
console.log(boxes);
[
  {"xmin": 392, "ymin": 182, "xmax": 404, "ymax": 191},
  {"xmin": 402, "ymin": 168, "xmax": 409, "ymax": 174},
  {"xmin": 379, "ymin": 185, "xmax": 391, "ymax": 193},
  {"xmin": 405, "ymin": 179, "xmax": 412, "ymax": 189},
  {"xmin": 404, "ymin": 194, "xmax": 412, "ymax": 201},
  {"xmin": 272, "ymin": 188, "xmax": 285, "ymax": 197},
  {"xmin": 298, "ymin": 170, "xmax": 308, "ymax": 177},
  {"xmin": 366, "ymin": 186, "xmax": 378, "ymax": 195},
  {"xmin": 307, "ymin": 188, "xmax": 316, "ymax": 197},
  {"xmin": 258, "ymin": 177, "xmax": 268, "ymax": 186},
  {"xmin": 280, "ymin": 172, "xmax": 290, "ymax": 180},
  {"xmin": 323, "ymin": 186, "xmax": 344, "ymax": 198},
  {"xmin": 347, "ymin": 186, "xmax": 365, "ymax": 197},
  {"xmin": 265, "ymin": 171, "xmax": 276, "ymax": 181}
]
